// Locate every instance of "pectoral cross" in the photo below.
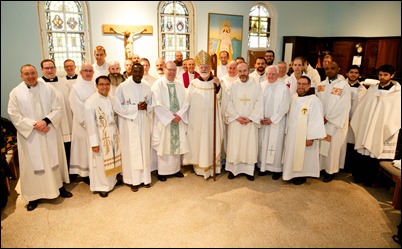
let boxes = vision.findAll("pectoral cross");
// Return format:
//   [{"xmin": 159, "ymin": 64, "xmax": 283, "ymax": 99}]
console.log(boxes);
[
  {"xmin": 240, "ymin": 94, "xmax": 250, "ymax": 105},
  {"xmin": 102, "ymin": 24, "xmax": 153, "ymax": 60}
]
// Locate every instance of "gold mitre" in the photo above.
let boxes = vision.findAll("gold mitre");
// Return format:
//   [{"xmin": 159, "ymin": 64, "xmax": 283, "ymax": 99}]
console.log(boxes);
[{"xmin": 195, "ymin": 50, "xmax": 211, "ymax": 66}]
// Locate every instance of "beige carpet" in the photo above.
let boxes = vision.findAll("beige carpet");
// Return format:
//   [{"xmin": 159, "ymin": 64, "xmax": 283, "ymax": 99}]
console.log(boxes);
[{"xmin": 1, "ymin": 167, "xmax": 401, "ymax": 248}]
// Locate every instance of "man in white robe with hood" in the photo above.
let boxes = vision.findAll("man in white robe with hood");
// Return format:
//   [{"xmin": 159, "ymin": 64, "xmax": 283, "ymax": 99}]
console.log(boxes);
[
  {"xmin": 225, "ymin": 62, "xmax": 263, "ymax": 181},
  {"xmin": 257, "ymin": 65, "xmax": 290, "ymax": 180},
  {"xmin": 151, "ymin": 61, "xmax": 189, "ymax": 182},
  {"xmin": 282, "ymin": 76, "xmax": 326, "ymax": 185},
  {"xmin": 8, "ymin": 64, "xmax": 72, "ymax": 211}
]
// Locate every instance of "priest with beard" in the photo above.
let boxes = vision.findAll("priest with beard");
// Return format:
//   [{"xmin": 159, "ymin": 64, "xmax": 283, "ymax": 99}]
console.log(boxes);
[
  {"xmin": 225, "ymin": 62, "xmax": 263, "ymax": 181},
  {"xmin": 282, "ymin": 76, "xmax": 326, "ymax": 185},
  {"xmin": 182, "ymin": 50, "xmax": 224, "ymax": 179},
  {"xmin": 107, "ymin": 60, "xmax": 125, "ymax": 97}
]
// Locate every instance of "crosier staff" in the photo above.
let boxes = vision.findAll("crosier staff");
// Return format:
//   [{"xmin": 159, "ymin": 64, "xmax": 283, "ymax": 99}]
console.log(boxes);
[{"xmin": 211, "ymin": 52, "xmax": 218, "ymax": 181}]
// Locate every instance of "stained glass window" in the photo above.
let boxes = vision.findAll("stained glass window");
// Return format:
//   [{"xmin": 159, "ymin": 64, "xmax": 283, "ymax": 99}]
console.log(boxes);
[
  {"xmin": 159, "ymin": 1, "xmax": 194, "ymax": 61},
  {"xmin": 248, "ymin": 4, "xmax": 274, "ymax": 49},
  {"xmin": 38, "ymin": 1, "xmax": 90, "ymax": 75}
]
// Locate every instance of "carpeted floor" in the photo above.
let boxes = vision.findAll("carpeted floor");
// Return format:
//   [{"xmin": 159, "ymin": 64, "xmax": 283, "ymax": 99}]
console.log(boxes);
[{"xmin": 1, "ymin": 167, "xmax": 401, "ymax": 248}]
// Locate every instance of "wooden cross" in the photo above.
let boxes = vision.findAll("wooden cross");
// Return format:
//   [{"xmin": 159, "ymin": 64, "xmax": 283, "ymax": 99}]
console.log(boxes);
[
  {"xmin": 240, "ymin": 94, "xmax": 250, "ymax": 105},
  {"xmin": 102, "ymin": 24, "xmax": 153, "ymax": 60}
]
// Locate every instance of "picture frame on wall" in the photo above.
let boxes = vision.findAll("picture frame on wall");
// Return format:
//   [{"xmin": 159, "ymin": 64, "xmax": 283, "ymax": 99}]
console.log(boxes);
[{"xmin": 208, "ymin": 13, "xmax": 243, "ymax": 65}]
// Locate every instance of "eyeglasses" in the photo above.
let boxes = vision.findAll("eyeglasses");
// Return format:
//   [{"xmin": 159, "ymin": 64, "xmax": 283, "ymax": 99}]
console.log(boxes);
[
  {"xmin": 166, "ymin": 68, "xmax": 177, "ymax": 72},
  {"xmin": 43, "ymin": 67, "xmax": 55, "ymax": 70},
  {"xmin": 64, "ymin": 65, "xmax": 75, "ymax": 68},
  {"xmin": 82, "ymin": 69, "xmax": 94, "ymax": 73}
]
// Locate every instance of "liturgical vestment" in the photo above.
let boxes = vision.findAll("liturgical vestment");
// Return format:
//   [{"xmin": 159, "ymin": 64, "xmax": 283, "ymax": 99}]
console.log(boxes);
[{"xmin": 225, "ymin": 78, "xmax": 263, "ymax": 176}]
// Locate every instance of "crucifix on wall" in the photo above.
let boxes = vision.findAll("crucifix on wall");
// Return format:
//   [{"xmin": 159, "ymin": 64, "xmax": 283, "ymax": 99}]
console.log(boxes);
[{"xmin": 102, "ymin": 24, "xmax": 153, "ymax": 60}]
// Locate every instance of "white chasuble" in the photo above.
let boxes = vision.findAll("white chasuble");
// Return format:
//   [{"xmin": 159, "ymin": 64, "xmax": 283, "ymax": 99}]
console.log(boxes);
[{"xmin": 225, "ymin": 78, "xmax": 263, "ymax": 176}]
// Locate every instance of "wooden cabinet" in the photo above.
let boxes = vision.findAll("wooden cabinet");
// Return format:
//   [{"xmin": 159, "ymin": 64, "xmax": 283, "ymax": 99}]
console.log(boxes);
[{"xmin": 283, "ymin": 36, "xmax": 401, "ymax": 79}]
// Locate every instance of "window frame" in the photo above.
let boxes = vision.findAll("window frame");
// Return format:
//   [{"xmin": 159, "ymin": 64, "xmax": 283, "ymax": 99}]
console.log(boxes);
[
  {"xmin": 157, "ymin": 1, "xmax": 195, "ymax": 61},
  {"xmin": 37, "ymin": 1, "xmax": 92, "ymax": 76}
]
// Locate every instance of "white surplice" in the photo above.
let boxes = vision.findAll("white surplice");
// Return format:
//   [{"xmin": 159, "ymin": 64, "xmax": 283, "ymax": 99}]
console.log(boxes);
[
  {"xmin": 69, "ymin": 78, "xmax": 97, "ymax": 177},
  {"xmin": 151, "ymin": 77, "xmax": 189, "ymax": 175},
  {"xmin": 38, "ymin": 77, "xmax": 73, "ymax": 142},
  {"xmin": 8, "ymin": 81, "xmax": 69, "ymax": 202},
  {"xmin": 93, "ymin": 61, "xmax": 109, "ymax": 80},
  {"xmin": 182, "ymin": 76, "xmax": 224, "ymax": 179},
  {"xmin": 282, "ymin": 93, "xmax": 326, "ymax": 180},
  {"xmin": 85, "ymin": 92, "xmax": 121, "ymax": 192},
  {"xmin": 351, "ymin": 81, "xmax": 401, "ymax": 159},
  {"xmin": 347, "ymin": 82, "xmax": 367, "ymax": 144},
  {"xmin": 258, "ymin": 80, "xmax": 291, "ymax": 173},
  {"xmin": 316, "ymin": 77, "xmax": 351, "ymax": 174},
  {"xmin": 220, "ymin": 74, "xmax": 239, "ymax": 155},
  {"xmin": 249, "ymin": 70, "xmax": 266, "ymax": 84},
  {"xmin": 113, "ymin": 78, "xmax": 152, "ymax": 186},
  {"xmin": 225, "ymin": 78, "xmax": 263, "ymax": 177}
]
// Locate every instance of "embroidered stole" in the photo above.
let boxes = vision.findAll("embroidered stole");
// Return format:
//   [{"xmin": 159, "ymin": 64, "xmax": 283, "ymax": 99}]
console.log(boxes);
[
  {"xmin": 96, "ymin": 105, "xmax": 122, "ymax": 176},
  {"xmin": 167, "ymin": 84, "xmax": 180, "ymax": 155}
]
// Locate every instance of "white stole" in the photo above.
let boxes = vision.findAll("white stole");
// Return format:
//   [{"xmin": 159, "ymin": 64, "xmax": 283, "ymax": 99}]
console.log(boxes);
[
  {"xmin": 261, "ymin": 82, "xmax": 281, "ymax": 164},
  {"xmin": 15, "ymin": 82, "xmax": 58, "ymax": 173},
  {"xmin": 292, "ymin": 95, "xmax": 313, "ymax": 171}
]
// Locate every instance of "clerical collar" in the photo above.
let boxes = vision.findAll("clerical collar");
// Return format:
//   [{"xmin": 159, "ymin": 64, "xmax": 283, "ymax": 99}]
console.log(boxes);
[
  {"xmin": 378, "ymin": 83, "xmax": 393, "ymax": 90},
  {"xmin": 349, "ymin": 82, "xmax": 360, "ymax": 88},
  {"xmin": 66, "ymin": 74, "xmax": 78, "ymax": 80},
  {"xmin": 328, "ymin": 76, "xmax": 337, "ymax": 84},
  {"xmin": 42, "ymin": 76, "xmax": 58, "ymax": 82}
]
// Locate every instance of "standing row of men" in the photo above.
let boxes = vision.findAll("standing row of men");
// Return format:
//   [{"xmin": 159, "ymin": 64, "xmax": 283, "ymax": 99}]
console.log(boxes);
[{"xmin": 7, "ymin": 46, "xmax": 400, "ymax": 211}]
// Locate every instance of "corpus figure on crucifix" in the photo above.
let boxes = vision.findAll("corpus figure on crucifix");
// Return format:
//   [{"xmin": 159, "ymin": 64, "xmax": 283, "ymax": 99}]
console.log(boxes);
[{"xmin": 110, "ymin": 27, "xmax": 147, "ymax": 60}]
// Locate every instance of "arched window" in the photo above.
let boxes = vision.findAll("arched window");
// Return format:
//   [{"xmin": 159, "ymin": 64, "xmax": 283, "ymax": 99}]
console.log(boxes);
[
  {"xmin": 248, "ymin": 2, "xmax": 276, "ymax": 66},
  {"xmin": 158, "ymin": 1, "xmax": 195, "ymax": 61},
  {"xmin": 37, "ymin": 1, "xmax": 91, "ymax": 75}
]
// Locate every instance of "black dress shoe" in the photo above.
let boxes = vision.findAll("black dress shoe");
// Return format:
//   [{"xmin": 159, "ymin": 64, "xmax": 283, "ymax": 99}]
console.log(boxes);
[
  {"xmin": 174, "ymin": 171, "xmax": 184, "ymax": 178},
  {"xmin": 98, "ymin": 191, "xmax": 108, "ymax": 198},
  {"xmin": 272, "ymin": 172, "xmax": 282, "ymax": 180},
  {"xmin": 227, "ymin": 172, "xmax": 236, "ymax": 179},
  {"xmin": 292, "ymin": 177, "xmax": 306, "ymax": 185},
  {"xmin": 131, "ymin": 185, "xmax": 139, "ymax": 192},
  {"xmin": 27, "ymin": 200, "xmax": 39, "ymax": 211},
  {"xmin": 144, "ymin": 184, "xmax": 151, "ymax": 188},
  {"xmin": 246, "ymin": 175, "xmax": 255, "ymax": 181},
  {"xmin": 323, "ymin": 173, "xmax": 335, "ymax": 183},
  {"xmin": 158, "ymin": 174, "xmax": 167, "ymax": 182},
  {"xmin": 115, "ymin": 179, "xmax": 123, "ymax": 186},
  {"xmin": 258, "ymin": 171, "xmax": 269, "ymax": 176},
  {"xmin": 59, "ymin": 187, "xmax": 73, "ymax": 198}
]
